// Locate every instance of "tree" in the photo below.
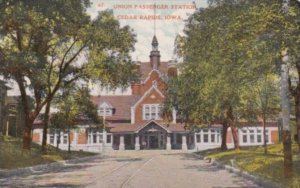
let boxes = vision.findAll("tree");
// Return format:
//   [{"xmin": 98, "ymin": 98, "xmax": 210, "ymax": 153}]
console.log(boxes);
[
  {"xmin": 50, "ymin": 84, "xmax": 101, "ymax": 153},
  {"xmin": 239, "ymin": 74, "xmax": 280, "ymax": 154},
  {"xmin": 166, "ymin": 0, "xmax": 292, "ymax": 152},
  {"xmin": 0, "ymin": 0, "xmax": 137, "ymax": 150},
  {"xmin": 285, "ymin": 0, "xmax": 300, "ymax": 153}
]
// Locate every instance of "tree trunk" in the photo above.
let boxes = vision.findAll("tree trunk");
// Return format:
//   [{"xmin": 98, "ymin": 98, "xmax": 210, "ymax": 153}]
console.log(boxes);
[
  {"xmin": 221, "ymin": 124, "xmax": 228, "ymax": 151},
  {"xmin": 16, "ymin": 76, "xmax": 35, "ymax": 150},
  {"xmin": 263, "ymin": 117, "xmax": 268, "ymax": 155},
  {"xmin": 230, "ymin": 125, "xmax": 240, "ymax": 150},
  {"xmin": 42, "ymin": 101, "xmax": 51, "ymax": 153},
  {"xmin": 294, "ymin": 85, "xmax": 300, "ymax": 152},
  {"xmin": 68, "ymin": 124, "xmax": 71, "ymax": 154},
  {"xmin": 283, "ymin": 130, "xmax": 293, "ymax": 178},
  {"xmin": 22, "ymin": 117, "xmax": 34, "ymax": 150},
  {"xmin": 56, "ymin": 131, "xmax": 60, "ymax": 149},
  {"xmin": 226, "ymin": 107, "xmax": 239, "ymax": 150},
  {"xmin": 280, "ymin": 61, "xmax": 292, "ymax": 178}
]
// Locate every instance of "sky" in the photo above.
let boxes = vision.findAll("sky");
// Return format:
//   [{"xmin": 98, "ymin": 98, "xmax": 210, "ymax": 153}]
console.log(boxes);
[
  {"xmin": 88, "ymin": 0, "xmax": 207, "ymax": 62},
  {"xmin": 7, "ymin": 0, "xmax": 208, "ymax": 96},
  {"xmin": 87, "ymin": 0, "xmax": 207, "ymax": 95}
]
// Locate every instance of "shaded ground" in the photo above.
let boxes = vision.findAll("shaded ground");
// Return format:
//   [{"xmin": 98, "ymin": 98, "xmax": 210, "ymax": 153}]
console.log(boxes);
[
  {"xmin": 198, "ymin": 144, "xmax": 300, "ymax": 187},
  {"xmin": 0, "ymin": 150, "xmax": 260, "ymax": 188},
  {"xmin": 0, "ymin": 136, "xmax": 96, "ymax": 169}
]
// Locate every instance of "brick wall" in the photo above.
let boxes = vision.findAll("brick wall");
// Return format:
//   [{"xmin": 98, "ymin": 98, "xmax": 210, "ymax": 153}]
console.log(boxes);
[
  {"xmin": 134, "ymin": 89, "xmax": 165, "ymax": 123},
  {"xmin": 69, "ymin": 132, "xmax": 74, "ymax": 143},
  {"xmin": 226, "ymin": 130, "xmax": 232, "ymax": 143},
  {"xmin": 32, "ymin": 132, "xmax": 40, "ymax": 143},
  {"xmin": 78, "ymin": 131, "xmax": 87, "ymax": 144},
  {"xmin": 271, "ymin": 130, "xmax": 278, "ymax": 143},
  {"xmin": 140, "ymin": 71, "xmax": 166, "ymax": 94}
]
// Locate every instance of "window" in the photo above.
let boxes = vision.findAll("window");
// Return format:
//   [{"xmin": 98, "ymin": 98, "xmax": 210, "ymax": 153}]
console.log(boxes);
[
  {"xmin": 56, "ymin": 134, "xmax": 60, "ymax": 144},
  {"xmin": 211, "ymin": 130, "xmax": 216, "ymax": 143},
  {"xmin": 107, "ymin": 135, "xmax": 111, "ymax": 143},
  {"xmin": 143, "ymin": 104, "xmax": 162, "ymax": 120},
  {"xmin": 93, "ymin": 131, "xmax": 97, "ymax": 143},
  {"xmin": 265, "ymin": 130, "xmax": 269, "ymax": 143},
  {"xmin": 216, "ymin": 130, "xmax": 220, "ymax": 143},
  {"xmin": 63, "ymin": 134, "xmax": 68, "ymax": 144},
  {"xmin": 98, "ymin": 102, "xmax": 113, "ymax": 116},
  {"xmin": 98, "ymin": 108, "xmax": 112, "ymax": 116},
  {"xmin": 196, "ymin": 134, "xmax": 201, "ymax": 143},
  {"xmin": 50, "ymin": 134, "xmax": 54, "ymax": 144},
  {"xmin": 242, "ymin": 129, "xmax": 247, "ymax": 143},
  {"xmin": 145, "ymin": 105, "xmax": 150, "ymax": 119},
  {"xmin": 257, "ymin": 130, "xmax": 262, "ymax": 143},
  {"xmin": 203, "ymin": 129, "xmax": 208, "ymax": 143},
  {"xmin": 249, "ymin": 130, "xmax": 255, "ymax": 143},
  {"xmin": 88, "ymin": 130, "xmax": 105, "ymax": 144}
]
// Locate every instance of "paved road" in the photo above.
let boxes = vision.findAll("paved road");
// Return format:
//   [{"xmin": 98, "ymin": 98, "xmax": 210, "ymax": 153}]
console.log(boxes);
[{"xmin": 0, "ymin": 151, "xmax": 260, "ymax": 188}]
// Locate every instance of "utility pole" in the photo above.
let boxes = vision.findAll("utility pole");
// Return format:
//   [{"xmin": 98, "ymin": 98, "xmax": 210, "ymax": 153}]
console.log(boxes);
[{"xmin": 281, "ymin": 0, "xmax": 293, "ymax": 178}]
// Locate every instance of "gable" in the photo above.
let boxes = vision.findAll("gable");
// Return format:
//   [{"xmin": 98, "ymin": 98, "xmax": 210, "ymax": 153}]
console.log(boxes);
[
  {"xmin": 132, "ymin": 86, "xmax": 165, "ymax": 123},
  {"xmin": 132, "ymin": 86, "xmax": 165, "ymax": 110},
  {"xmin": 140, "ymin": 70, "xmax": 167, "ymax": 94},
  {"xmin": 135, "ymin": 120, "xmax": 170, "ymax": 133}
]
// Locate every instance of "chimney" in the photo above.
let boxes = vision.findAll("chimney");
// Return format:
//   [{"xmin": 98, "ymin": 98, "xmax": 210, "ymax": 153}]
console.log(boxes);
[{"xmin": 131, "ymin": 83, "xmax": 141, "ymax": 95}]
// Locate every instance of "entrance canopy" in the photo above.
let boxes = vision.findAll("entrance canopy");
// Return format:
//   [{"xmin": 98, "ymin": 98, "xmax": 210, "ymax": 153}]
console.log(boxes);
[
  {"xmin": 109, "ymin": 120, "xmax": 190, "ymax": 134},
  {"xmin": 135, "ymin": 120, "xmax": 170, "ymax": 134}
]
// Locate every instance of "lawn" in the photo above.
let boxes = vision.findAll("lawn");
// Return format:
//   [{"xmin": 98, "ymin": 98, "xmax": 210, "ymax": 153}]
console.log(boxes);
[
  {"xmin": 198, "ymin": 144, "xmax": 300, "ymax": 188},
  {"xmin": 0, "ymin": 136, "xmax": 96, "ymax": 169}
]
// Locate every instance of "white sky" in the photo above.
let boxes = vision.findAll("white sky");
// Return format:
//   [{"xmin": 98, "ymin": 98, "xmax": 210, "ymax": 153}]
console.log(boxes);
[{"xmin": 7, "ymin": 0, "xmax": 207, "ymax": 96}]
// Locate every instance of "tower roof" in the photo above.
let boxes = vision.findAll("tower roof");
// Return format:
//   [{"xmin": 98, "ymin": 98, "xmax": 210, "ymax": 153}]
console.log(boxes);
[{"xmin": 152, "ymin": 35, "xmax": 158, "ymax": 47}]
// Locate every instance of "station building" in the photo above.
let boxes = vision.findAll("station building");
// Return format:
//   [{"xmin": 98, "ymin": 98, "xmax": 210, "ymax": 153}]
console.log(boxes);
[{"xmin": 32, "ymin": 36, "xmax": 279, "ymax": 152}]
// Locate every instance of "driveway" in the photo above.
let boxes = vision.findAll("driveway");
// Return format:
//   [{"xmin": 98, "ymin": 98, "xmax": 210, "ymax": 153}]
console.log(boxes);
[{"xmin": 0, "ymin": 150, "xmax": 260, "ymax": 188}]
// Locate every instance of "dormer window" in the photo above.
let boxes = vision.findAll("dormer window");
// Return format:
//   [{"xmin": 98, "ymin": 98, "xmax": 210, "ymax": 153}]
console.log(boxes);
[
  {"xmin": 98, "ymin": 102, "xmax": 113, "ymax": 117},
  {"xmin": 143, "ymin": 104, "xmax": 162, "ymax": 120}
]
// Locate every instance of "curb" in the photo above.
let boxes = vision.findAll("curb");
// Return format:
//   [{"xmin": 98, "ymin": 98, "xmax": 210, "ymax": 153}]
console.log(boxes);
[
  {"xmin": 193, "ymin": 153, "xmax": 281, "ymax": 188},
  {"xmin": 0, "ymin": 154, "xmax": 101, "ymax": 178}
]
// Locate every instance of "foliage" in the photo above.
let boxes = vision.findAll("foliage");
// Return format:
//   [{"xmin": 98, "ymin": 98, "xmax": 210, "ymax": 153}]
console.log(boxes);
[
  {"xmin": 50, "ymin": 85, "xmax": 101, "ymax": 130},
  {"xmin": 165, "ymin": 0, "xmax": 295, "ymax": 150},
  {"xmin": 0, "ymin": 135, "xmax": 95, "ymax": 169},
  {"xmin": 198, "ymin": 144, "xmax": 300, "ymax": 187},
  {"xmin": 0, "ymin": 0, "xmax": 137, "ymax": 149}
]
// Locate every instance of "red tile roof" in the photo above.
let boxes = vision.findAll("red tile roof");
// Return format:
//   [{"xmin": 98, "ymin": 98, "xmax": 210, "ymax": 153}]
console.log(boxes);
[
  {"xmin": 91, "ymin": 95, "xmax": 140, "ymax": 121},
  {"xmin": 239, "ymin": 121, "xmax": 278, "ymax": 127}
]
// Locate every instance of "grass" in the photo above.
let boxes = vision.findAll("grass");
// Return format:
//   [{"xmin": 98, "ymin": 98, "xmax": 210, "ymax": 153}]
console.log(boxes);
[
  {"xmin": 198, "ymin": 144, "xmax": 300, "ymax": 188},
  {"xmin": 0, "ymin": 136, "xmax": 96, "ymax": 169}
]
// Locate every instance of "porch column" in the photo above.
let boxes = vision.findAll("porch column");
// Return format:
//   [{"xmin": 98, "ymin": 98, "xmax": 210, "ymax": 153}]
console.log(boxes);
[
  {"xmin": 135, "ymin": 134, "xmax": 140, "ymax": 150},
  {"xmin": 188, "ymin": 134, "xmax": 192, "ymax": 145},
  {"xmin": 119, "ymin": 135, "xmax": 125, "ymax": 150},
  {"xmin": 103, "ymin": 130, "xmax": 107, "ymax": 146},
  {"xmin": 166, "ymin": 134, "xmax": 171, "ymax": 150},
  {"xmin": 141, "ymin": 135, "xmax": 146, "ymax": 149},
  {"xmin": 182, "ymin": 134, "xmax": 188, "ymax": 150}
]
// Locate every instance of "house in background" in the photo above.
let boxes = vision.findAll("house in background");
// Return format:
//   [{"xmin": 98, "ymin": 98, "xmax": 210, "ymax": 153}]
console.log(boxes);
[
  {"xmin": 0, "ymin": 80, "xmax": 11, "ymax": 135},
  {"xmin": 0, "ymin": 80, "xmax": 25, "ymax": 137},
  {"xmin": 32, "ymin": 36, "xmax": 279, "ymax": 152},
  {"xmin": 4, "ymin": 96, "xmax": 25, "ymax": 137}
]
